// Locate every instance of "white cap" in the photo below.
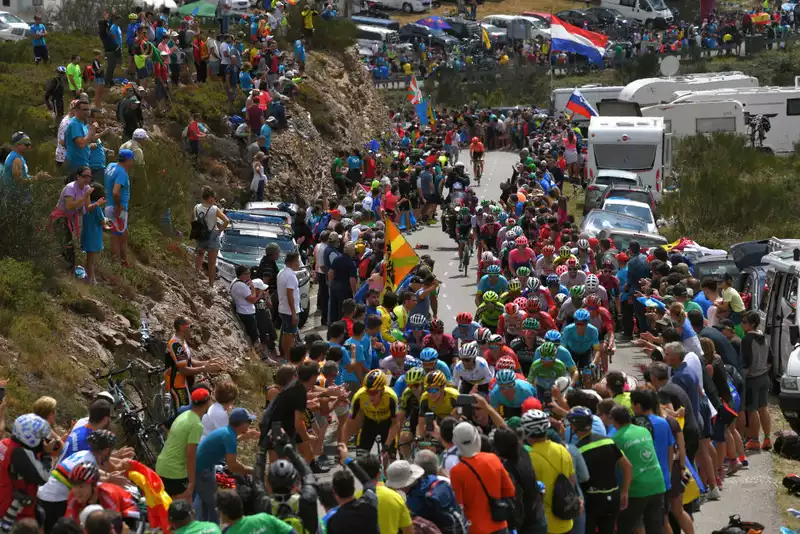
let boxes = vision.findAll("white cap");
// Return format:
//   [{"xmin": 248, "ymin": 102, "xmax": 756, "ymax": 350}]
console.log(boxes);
[
  {"xmin": 133, "ymin": 128, "xmax": 150, "ymax": 140},
  {"xmin": 252, "ymin": 278, "xmax": 267, "ymax": 290},
  {"xmin": 452, "ymin": 421, "xmax": 481, "ymax": 458}
]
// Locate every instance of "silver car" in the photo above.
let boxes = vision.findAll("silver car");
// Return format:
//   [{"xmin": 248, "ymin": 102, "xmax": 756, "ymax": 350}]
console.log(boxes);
[{"xmin": 583, "ymin": 169, "xmax": 642, "ymax": 215}]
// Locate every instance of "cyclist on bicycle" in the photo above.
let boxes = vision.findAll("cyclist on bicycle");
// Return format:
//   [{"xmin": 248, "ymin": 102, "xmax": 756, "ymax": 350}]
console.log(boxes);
[
  {"xmin": 452, "ymin": 312, "xmax": 481, "ymax": 347},
  {"xmin": 552, "ymin": 245, "xmax": 577, "ymax": 269},
  {"xmin": 509, "ymin": 317, "xmax": 540, "ymax": 375},
  {"xmin": 404, "ymin": 314, "xmax": 430, "ymax": 359},
  {"xmin": 525, "ymin": 298, "xmax": 557, "ymax": 335},
  {"xmin": 573, "ymin": 238, "xmax": 595, "ymax": 272},
  {"xmin": 514, "ymin": 266, "xmax": 532, "ymax": 292},
  {"xmin": 500, "ymin": 279, "xmax": 523, "ymax": 305},
  {"xmin": 497, "ymin": 300, "xmax": 528, "ymax": 343},
  {"xmin": 478, "ymin": 214, "xmax": 501, "ymax": 259},
  {"xmin": 584, "ymin": 294, "xmax": 615, "ymax": 373},
  {"xmin": 508, "ymin": 236, "xmax": 536, "ymax": 276},
  {"xmin": 65, "ymin": 463, "xmax": 140, "ymax": 526},
  {"xmin": 344, "ymin": 370, "xmax": 401, "ymax": 454},
  {"xmin": 560, "ymin": 258, "xmax": 587, "ymax": 289},
  {"xmin": 546, "ymin": 273, "xmax": 569, "ymax": 300},
  {"xmin": 469, "ymin": 137, "xmax": 485, "ymax": 182},
  {"xmin": 392, "ymin": 357, "xmax": 422, "ymax": 397},
  {"xmin": 475, "ymin": 291, "xmax": 504, "ymax": 334},
  {"xmin": 416, "ymin": 370, "xmax": 459, "ymax": 438},
  {"xmin": 534, "ymin": 330, "xmax": 578, "ymax": 384},
  {"xmin": 455, "ymin": 207, "xmax": 473, "ymax": 264},
  {"xmin": 165, "ymin": 316, "xmax": 223, "ymax": 413},
  {"xmin": 526, "ymin": 342, "xmax": 567, "ymax": 400},
  {"xmin": 418, "ymin": 347, "xmax": 453, "ymax": 381},
  {"xmin": 484, "ymin": 334, "xmax": 521, "ymax": 371},
  {"xmin": 476, "ymin": 264, "xmax": 508, "ymax": 307},
  {"xmin": 558, "ymin": 285, "xmax": 585, "ymax": 326},
  {"xmin": 489, "ymin": 369, "xmax": 536, "ymax": 419},
  {"xmin": 396, "ymin": 367, "xmax": 425, "ymax": 459},
  {"xmin": 598, "ymin": 261, "xmax": 622, "ymax": 319},
  {"xmin": 422, "ymin": 320, "xmax": 458, "ymax": 368},
  {"xmin": 523, "ymin": 277, "xmax": 556, "ymax": 312},
  {"xmin": 452, "ymin": 342, "xmax": 493, "ymax": 394},
  {"xmin": 535, "ymin": 245, "xmax": 557, "ymax": 277},
  {"xmin": 584, "ymin": 273, "xmax": 609, "ymax": 309},
  {"xmin": 488, "ymin": 356, "xmax": 526, "ymax": 388},
  {"xmin": 561, "ymin": 308, "xmax": 601, "ymax": 369},
  {"xmin": 379, "ymin": 342, "xmax": 417, "ymax": 384}
]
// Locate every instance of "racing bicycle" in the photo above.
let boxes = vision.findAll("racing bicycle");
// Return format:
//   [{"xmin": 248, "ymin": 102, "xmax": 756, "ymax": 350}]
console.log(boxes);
[
  {"xmin": 459, "ymin": 237, "xmax": 473, "ymax": 277},
  {"xmin": 472, "ymin": 155, "xmax": 484, "ymax": 185}
]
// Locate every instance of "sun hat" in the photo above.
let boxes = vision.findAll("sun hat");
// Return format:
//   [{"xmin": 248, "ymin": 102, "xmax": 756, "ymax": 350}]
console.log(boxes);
[{"xmin": 385, "ymin": 460, "xmax": 424, "ymax": 489}]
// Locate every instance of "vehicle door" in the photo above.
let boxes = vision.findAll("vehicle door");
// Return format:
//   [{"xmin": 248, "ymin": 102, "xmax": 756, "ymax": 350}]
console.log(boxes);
[
  {"xmin": 758, "ymin": 268, "xmax": 775, "ymax": 338},
  {"xmin": 738, "ymin": 267, "xmax": 760, "ymax": 312},
  {"xmin": 769, "ymin": 272, "xmax": 797, "ymax": 379}
]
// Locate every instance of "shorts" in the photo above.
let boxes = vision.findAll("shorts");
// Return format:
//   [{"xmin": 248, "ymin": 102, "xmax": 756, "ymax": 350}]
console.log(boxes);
[
  {"xmin": 303, "ymin": 27, "xmax": 314, "ymax": 39},
  {"xmin": 219, "ymin": 62, "xmax": 228, "ymax": 77},
  {"xmin": 409, "ymin": 196, "xmax": 420, "ymax": 210},
  {"xmin": 280, "ymin": 312, "xmax": 298, "ymax": 334},
  {"xmin": 104, "ymin": 206, "xmax": 128, "ymax": 235},
  {"xmin": 699, "ymin": 398, "xmax": 713, "ymax": 439},
  {"xmin": 196, "ymin": 230, "xmax": 221, "ymax": 251},
  {"xmin": 34, "ymin": 45, "xmax": 49, "ymax": 61},
  {"xmin": 169, "ymin": 386, "xmax": 191, "ymax": 413},
  {"xmin": 95, "ymin": 77, "xmax": 105, "ymax": 86},
  {"xmin": 137, "ymin": 67, "xmax": 149, "ymax": 79},
  {"xmin": 745, "ymin": 373, "xmax": 770, "ymax": 411},
  {"xmin": 398, "ymin": 200, "xmax": 410, "ymax": 212},
  {"xmin": 161, "ymin": 477, "xmax": 189, "ymax": 497},
  {"xmin": 667, "ymin": 460, "xmax": 684, "ymax": 499},
  {"xmin": 356, "ymin": 418, "xmax": 392, "ymax": 451},
  {"xmin": 571, "ymin": 348, "xmax": 593, "ymax": 369}
]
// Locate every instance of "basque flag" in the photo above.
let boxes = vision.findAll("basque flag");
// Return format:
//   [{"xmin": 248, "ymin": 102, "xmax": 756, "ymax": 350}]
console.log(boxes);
[{"xmin": 566, "ymin": 88, "xmax": 599, "ymax": 118}]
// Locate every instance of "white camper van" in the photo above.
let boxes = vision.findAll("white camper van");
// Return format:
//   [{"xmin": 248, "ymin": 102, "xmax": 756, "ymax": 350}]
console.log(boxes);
[
  {"xmin": 599, "ymin": 0, "xmax": 673, "ymax": 28},
  {"xmin": 671, "ymin": 86, "xmax": 800, "ymax": 154},
  {"xmin": 587, "ymin": 116, "xmax": 670, "ymax": 201},
  {"xmin": 618, "ymin": 72, "xmax": 759, "ymax": 107},
  {"xmin": 551, "ymin": 85, "xmax": 625, "ymax": 120},
  {"xmin": 641, "ymin": 100, "xmax": 746, "ymax": 137}
]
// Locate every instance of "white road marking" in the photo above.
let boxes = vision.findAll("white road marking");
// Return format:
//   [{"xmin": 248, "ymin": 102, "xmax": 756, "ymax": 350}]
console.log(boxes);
[{"xmin": 446, "ymin": 304, "xmax": 452, "ymax": 310}]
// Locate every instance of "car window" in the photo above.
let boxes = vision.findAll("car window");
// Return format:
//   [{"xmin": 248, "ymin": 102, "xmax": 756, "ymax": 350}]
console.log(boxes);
[
  {"xmin": 607, "ymin": 190, "xmax": 651, "ymax": 205},
  {"xmin": 760, "ymin": 270, "xmax": 774, "ymax": 313},
  {"xmin": 222, "ymin": 232, "xmax": 295, "ymax": 252},
  {"xmin": 695, "ymin": 260, "xmax": 739, "ymax": 285},
  {"xmin": 602, "ymin": 202, "xmax": 653, "ymax": 223},
  {"xmin": 585, "ymin": 211, "xmax": 648, "ymax": 234},
  {"xmin": 595, "ymin": 176, "xmax": 638, "ymax": 186},
  {"xmin": 0, "ymin": 13, "xmax": 25, "ymax": 24}
]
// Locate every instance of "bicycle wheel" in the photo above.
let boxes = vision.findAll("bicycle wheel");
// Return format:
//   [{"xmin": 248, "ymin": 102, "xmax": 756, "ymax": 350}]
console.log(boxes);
[
  {"xmin": 119, "ymin": 381, "xmax": 151, "ymax": 424},
  {"xmin": 134, "ymin": 428, "xmax": 160, "ymax": 467}
]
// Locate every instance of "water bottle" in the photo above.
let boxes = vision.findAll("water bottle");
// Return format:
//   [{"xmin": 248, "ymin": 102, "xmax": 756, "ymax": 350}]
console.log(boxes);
[
  {"xmin": 139, "ymin": 313, "xmax": 150, "ymax": 343},
  {"xmin": 75, "ymin": 266, "xmax": 87, "ymax": 279}
]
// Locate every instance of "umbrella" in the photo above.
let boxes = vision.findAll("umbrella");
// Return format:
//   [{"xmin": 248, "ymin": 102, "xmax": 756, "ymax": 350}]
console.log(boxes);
[
  {"xmin": 416, "ymin": 16, "xmax": 451, "ymax": 30},
  {"xmin": 177, "ymin": 1, "xmax": 216, "ymax": 17},
  {"xmin": 782, "ymin": 2, "xmax": 794, "ymax": 10}
]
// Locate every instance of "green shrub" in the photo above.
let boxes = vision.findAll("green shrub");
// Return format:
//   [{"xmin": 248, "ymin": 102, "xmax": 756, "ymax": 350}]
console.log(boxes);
[
  {"xmin": 282, "ymin": 7, "xmax": 358, "ymax": 53},
  {"xmin": 164, "ymin": 81, "xmax": 228, "ymax": 135}
]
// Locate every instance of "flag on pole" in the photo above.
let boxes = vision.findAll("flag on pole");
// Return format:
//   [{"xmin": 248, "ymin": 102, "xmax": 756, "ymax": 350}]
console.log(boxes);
[
  {"xmin": 565, "ymin": 88, "xmax": 599, "ymax": 118},
  {"xmin": 415, "ymin": 98, "xmax": 430, "ymax": 125},
  {"xmin": 481, "ymin": 26, "xmax": 491, "ymax": 49},
  {"xmin": 127, "ymin": 461, "xmax": 171, "ymax": 533},
  {"xmin": 407, "ymin": 75, "xmax": 422, "ymax": 104},
  {"xmin": 426, "ymin": 99, "xmax": 436, "ymax": 125},
  {"xmin": 549, "ymin": 16, "xmax": 609, "ymax": 65},
  {"xmin": 384, "ymin": 217, "xmax": 419, "ymax": 289}
]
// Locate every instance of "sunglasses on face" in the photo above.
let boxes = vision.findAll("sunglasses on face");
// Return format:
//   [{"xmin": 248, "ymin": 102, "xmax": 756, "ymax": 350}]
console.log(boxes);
[
  {"xmin": 499, "ymin": 383, "xmax": 515, "ymax": 390},
  {"xmin": 80, "ymin": 172, "xmax": 92, "ymax": 178},
  {"xmin": 410, "ymin": 383, "xmax": 423, "ymax": 389},
  {"xmin": 489, "ymin": 343, "xmax": 501, "ymax": 349},
  {"xmin": 427, "ymin": 387, "xmax": 440, "ymax": 394},
  {"xmin": 568, "ymin": 267, "xmax": 578, "ymax": 271}
]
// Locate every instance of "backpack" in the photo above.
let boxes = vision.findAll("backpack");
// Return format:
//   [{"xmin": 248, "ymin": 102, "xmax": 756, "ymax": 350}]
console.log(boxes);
[
  {"xmin": 530, "ymin": 450, "xmax": 580, "ymax": 520},
  {"xmin": 711, "ymin": 514, "xmax": 765, "ymax": 534},
  {"xmin": 420, "ymin": 479, "xmax": 468, "ymax": 534},
  {"xmin": 502, "ymin": 461, "xmax": 528, "ymax": 530},
  {"xmin": 190, "ymin": 205, "xmax": 213, "ymax": 241},
  {"xmin": 271, "ymin": 496, "xmax": 306, "ymax": 534},
  {"xmin": 312, "ymin": 212, "xmax": 332, "ymax": 239},
  {"xmin": 358, "ymin": 250, "xmax": 373, "ymax": 280}
]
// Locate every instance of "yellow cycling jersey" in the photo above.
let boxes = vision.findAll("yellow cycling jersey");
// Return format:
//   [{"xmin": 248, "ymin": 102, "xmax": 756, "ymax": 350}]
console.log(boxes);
[
  {"xmin": 350, "ymin": 386, "xmax": 398, "ymax": 423},
  {"xmin": 419, "ymin": 387, "xmax": 459, "ymax": 419}
]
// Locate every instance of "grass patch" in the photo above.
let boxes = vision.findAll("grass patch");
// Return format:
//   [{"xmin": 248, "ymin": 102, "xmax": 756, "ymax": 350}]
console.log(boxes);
[
  {"xmin": 296, "ymin": 84, "xmax": 338, "ymax": 138},
  {"xmin": 769, "ymin": 403, "xmax": 800, "ymax": 529}
]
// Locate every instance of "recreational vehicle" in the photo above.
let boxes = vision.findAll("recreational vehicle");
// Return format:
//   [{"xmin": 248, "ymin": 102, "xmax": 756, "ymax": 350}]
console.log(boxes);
[
  {"xmin": 640, "ymin": 100, "xmax": 746, "ymax": 137},
  {"xmin": 617, "ymin": 72, "xmax": 759, "ymax": 107},
  {"xmin": 550, "ymin": 85, "xmax": 625, "ymax": 120},
  {"xmin": 587, "ymin": 116, "xmax": 670, "ymax": 201}
]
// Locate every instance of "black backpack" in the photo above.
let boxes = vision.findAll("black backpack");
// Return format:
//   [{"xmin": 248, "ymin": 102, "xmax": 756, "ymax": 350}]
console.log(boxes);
[{"xmin": 530, "ymin": 450, "xmax": 580, "ymax": 520}]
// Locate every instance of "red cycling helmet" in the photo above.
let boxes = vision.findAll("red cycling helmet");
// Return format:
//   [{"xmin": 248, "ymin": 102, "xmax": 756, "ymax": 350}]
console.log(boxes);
[
  {"xmin": 505, "ymin": 302, "xmax": 519, "ymax": 315},
  {"xmin": 390, "ymin": 341, "xmax": 407, "ymax": 357},
  {"xmin": 527, "ymin": 297, "xmax": 540, "ymax": 311},
  {"xmin": 542, "ymin": 245, "xmax": 555, "ymax": 256},
  {"xmin": 566, "ymin": 258, "xmax": 579, "ymax": 268},
  {"xmin": 496, "ymin": 356, "xmax": 516, "ymax": 370},
  {"xmin": 514, "ymin": 297, "xmax": 528, "ymax": 310},
  {"xmin": 515, "ymin": 236, "xmax": 529, "ymax": 247},
  {"xmin": 456, "ymin": 312, "xmax": 473, "ymax": 325},
  {"xmin": 555, "ymin": 265, "xmax": 568, "ymax": 275},
  {"xmin": 430, "ymin": 319, "xmax": 445, "ymax": 333},
  {"xmin": 584, "ymin": 294, "xmax": 602, "ymax": 308}
]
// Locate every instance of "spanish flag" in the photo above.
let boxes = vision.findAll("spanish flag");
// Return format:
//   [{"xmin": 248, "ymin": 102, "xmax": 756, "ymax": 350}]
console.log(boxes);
[
  {"xmin": 481, "ymin": 26, "xmax": 491, "ymax": 50},
  {"xmin": 384, "ymin": 218, "xmax": 419, "ymax": 289},
  {"xmin": 127, "ymin": 460, "xmax": 171, "ymax": 533}
]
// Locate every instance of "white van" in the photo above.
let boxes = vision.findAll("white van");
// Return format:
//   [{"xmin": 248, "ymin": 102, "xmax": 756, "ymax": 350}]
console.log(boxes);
[
  {"xmin": 670, "ymin": 86, "xmax": 800, "ymax": 154},
  {"xmin": 618, "ymin": 72, "xmax": 759, "ymax": 107},
  {"xmin": 480, "ymin": 14, "xmax": 549, "ymax": 40},
  {"xmin": 551, "ymin": 85, "xmax": 625, "ymax": 120},
  {"xmin": 373, "ymin": 0, "xmax": 430, "ymax": 13},
  {"xmin": 641, "ymin": 100, "xmax": 746, "ymax": 137},
  {"xmin": 0, "ymin": 11, "xmax": 29, "ymax": 42},
  {"xmin": 599, "ymin": 0, "xmax": 672, "ymax": 27},
  {"xmin": 587, "ymin": 116, "xmax": 670, "ymax": 201}
]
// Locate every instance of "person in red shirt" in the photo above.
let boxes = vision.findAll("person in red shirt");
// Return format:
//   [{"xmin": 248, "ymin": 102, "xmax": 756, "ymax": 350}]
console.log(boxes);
[
  {"xmin": 598, "ymin": 261, "xmax": 621, "ymax": 317},
  {"xmin": 383, "ymin": 184, "xmax": 399, "ymax": 223},
  {"xmin": 450, "ymin": 422, "xmax": 516, "ymax": 534},
  {"xmin": 66, "ymin": 463, "xmax": 139, "ymax": 525},
  {"xmin": 484, "ymin": 335, "xmax": 521, "ymax": 371},
  {"xmin": 187, "ymin": 113, "xmax": 206, "ymax": 162},
  {"xmin": 363, "ymin": 152, "xmax": 377, "ymax": 181}
]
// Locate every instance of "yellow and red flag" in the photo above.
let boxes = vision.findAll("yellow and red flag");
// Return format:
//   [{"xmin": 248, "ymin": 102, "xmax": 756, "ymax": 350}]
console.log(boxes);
[
  {"xmin": 127, "ymin": 460, "xmax": 171, "ymax": 533},
  {"xmin": 384, "ymin": 217, "xmax": 419, "ymax": 289}
]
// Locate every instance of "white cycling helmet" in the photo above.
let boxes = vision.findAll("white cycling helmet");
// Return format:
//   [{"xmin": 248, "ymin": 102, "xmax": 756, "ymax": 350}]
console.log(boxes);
[
  {"xmin": 481, "ymin": 251, "xmax": 495, "ymax": 262},
  {"xmin": 459, "ymin": 341, "xmax": 479, "ymax": 360},
  {"xmin": 585, "ymin": 274, "xmax": 599, "ymax": 292},
  {"xmin": 520, "ymin": 409, "xmax": 550, "ymax": 438},
  {"xmin": 455, "ymin": 161, "xmax": 465, "ymax": 168}
]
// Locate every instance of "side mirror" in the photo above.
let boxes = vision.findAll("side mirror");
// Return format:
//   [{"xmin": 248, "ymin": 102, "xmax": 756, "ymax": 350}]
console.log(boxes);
[{"xmin": 791, "ymin": 324, "xmax": 800, "ymax": 346}]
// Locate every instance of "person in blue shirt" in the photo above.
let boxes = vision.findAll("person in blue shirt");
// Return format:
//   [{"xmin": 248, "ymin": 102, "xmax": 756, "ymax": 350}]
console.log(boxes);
[
  {"xmin": 695, "ymin": 279, "xmax": 715, "ymax": 317},
  {"xmin": 626, "ymin": 242, "xmax": 651, "ymax": 333},
  {"xmin": 65, "ymin": 101, "xmax": 97, "ymax": 172},
  {"xmin": 62, "ymin": 399, "xmax": 113, "ymax": 459},
  {"xmin": 546, "ymin": 274, "xmax": 569, "ymax": 298},
  {"xmin": 342, "ymin": 322, "xmax": 370, "ymax": 390},
  {"xmin": 103, "ymin": 149, "xmax": 135, "ymax": 266},
  {"xmin": 346, "ymin": 149, "xmax": 363, "ymax": 185},
  {"xmin": 561, "ymin": 308, "xmax": 601, "ymax": 369},
  {"xmin": 419, "ymin": 347, "xmax": 452, "ymax": 381},
  {"xmin": 452, "ymin": 318, "xmax": 481, "ymax": 346},
  {"xmin": 87, "ymin": 139, "xmax": 107, "ymax": 182},
  {"xmin": 194, "ymin": 408, "xmax": 256, "ymax": 523},
  {"xmin": 490, "ymin": 369, "xmax": 537, "ymax": 418},
  {"xmin": 30, "ymin": 15, "xmax": 48, "ymax": 64},
  {"xmin": 4, "ymin": 131, "xmax": 50, "ymax": 185},
  {"xmin": 630, "ymin": 389, "xmax": 675, "ymax": 497},
  {"xmin": 259, "ymin": 116, "xmax": 275, "ymax": 152},
  {"xmin": 476, "ymin": 269, "xmax": 508, "ymax": 305},
  {"xmin": 239, "ymin": 63, "xmax": 253, "ymax": 94}
]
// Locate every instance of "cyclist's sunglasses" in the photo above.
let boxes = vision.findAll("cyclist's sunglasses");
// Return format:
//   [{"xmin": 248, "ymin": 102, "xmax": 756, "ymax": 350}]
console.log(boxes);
[
  {"xmin": 410, "ymin": 383, "xmax": 423, "ymax": 389},
  {"xmin": 498, "ymin": 383, "xmax": 515, "ymax": 390},
  {"xmin": 568, "ymin": 267, "xmax": 579, "ymax": 271},
  {"xmin": 489, "ymin": 343, "xmax": 501, "ymax": 349},
  {"xmin": 603, "ymin": 269, "xmax": 613, "ymax": 274},
  {"xmin": 427, "ymin": 387, "xmax": 441, "ymax": 394}
]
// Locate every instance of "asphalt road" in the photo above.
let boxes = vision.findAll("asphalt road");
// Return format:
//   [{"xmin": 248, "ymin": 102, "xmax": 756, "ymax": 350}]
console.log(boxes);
[{"xmin": 305, "ymin": 150, "xmax": 782, "ymax": 532}]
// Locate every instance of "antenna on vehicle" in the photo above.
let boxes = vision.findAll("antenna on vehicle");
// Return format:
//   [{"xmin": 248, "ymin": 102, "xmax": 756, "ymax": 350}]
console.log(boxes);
[{"xmin": 659, "ymin": 56, "xmax": 679, "ymax": 77}]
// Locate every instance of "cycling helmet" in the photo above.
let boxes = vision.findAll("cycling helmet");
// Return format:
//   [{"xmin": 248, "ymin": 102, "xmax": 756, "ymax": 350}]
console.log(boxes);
[
  {"xmin": 566, "ymin": 257, "xmax": 579, "ymax": 268},
  {"xmin": 477, "ymin": 327, "xmax": 492, "ymax": 344},
  {"xmin": 390, "ymin": 341, "xmax": 407, "ymax": 357},
  {"xmin": 516, "ymin": 266, "xmax": 531, "ymax": 277},
  {"xmin": 527, "ymin": 277, "xmax": 541, "ymax": 292},
  {"xmin": 509, "ymin": 227, "xmax": 523, "ymax": 238},
  {"xmin": 506, "ymin": 233, "xmax": 516, "ymax": 243},
  {"xmin": 515, "ymin": 236, "xmax": 528, "ymax": 247},
  {"xmin": 488, "ymin": 334, "xmax": 503, "ymax": 346},
  {"xmin": 420, "ymin": 347, "xmax": 439, "ymax": 362},
  {"xmin": 405, "ymin": 366, "xmax": 425, "ymax": 385},
  {"xmin": 425, "ymin": 370, "xmax": 447, "ymax": 388},
  {"xmin": 56, "ymin": 66, "xmax": 66, "ymax": 74},
  {"xmin": 459, "ymin": 206, "xmax": 470, "ymax": 216},
  {"xmin": 569, "ymin": 285, "xmax": 585, "ymax": 298},
  {"xmin": 546, "ymin": 274, "xmax": 559, "ymax": 285},
  {"xmin": 491, "ymin": 205, "xmax": 502, "ymax": 215},
  {"xmin": 555, "ymin": 265, "xmax": 568, "ymax": 276},
  {"xmin": 513, "ymin": 297, "xmax": 528, "ymax": 310},
  {"xmin": 472, "ymin": 137, "xmax": 480, "ymax": 143},
  {"xmin": 507, "ymin": 279, "xmax": 522, "ymax": 292},
  {"xmin": 482, "ymin": 291, "xmax": 499, "ymax": 303},
  {"xmin": 542, "ymin": 245, "xmax": 555, "ymax": 257},
  {"xmin": 342, "ymin": 218, "xmax": 354, "ymax": 229},
  {"xmin": 405, "ymin": 357, "xmax": 422, "ymax": 371},
  {"xmin": 455, "ymin": 161, "xmax": 465, "ymax": 169},
  {"xmin": 495, "ymin": 368, "xmax": 517, "ymax": 385},
  {"xmin": 577, "ymin": 238, "xmax": 589, "ymax": 250},
  {"xmin": 566, "ymin": 406, "xmax": 594, "ymax": 430},
  {"xmin": 584, "ymin": 294, "xmax": 602, "ymax": 308},
  {"xmin": 364, "ymin": 369, "xmax": 387, "ymax": 391},
  {"xmin": 456, "ymin": 312, "xmax": 473, "ymax": 325},
  {"xmin": 584, "ymin": 274, "xmax": 599, "ymax": 292},
  {"xmin": 268, "ymin": 459, "xmax": 298, "ymax": 490},
  {"xmin": 574, "ymin": 308, "xmax": 591, "ymax": 322},
  {"xmin": 544, "ymin": 329, "xmax": 562, "ymax": 343},
  {"xmin": 520, "ymin": 409, "xmax": 550, "ymax": 438},
  {"xmin": 12, "ymin": 414, "xmax": 51, "ymax": 449},
  {"xmin": 430, "ymin": 319, "xmax": 445, "ymax": 334},
  {"xmin": 558, "ymin": 246, "xmax": 571, "ymax": 258},
  {"xmin": 485, "ymin": 264, "xmax": 501, "ymax": 275},
  {"xmin": 481, "ymin": 251, "xmax": 495, "ymax": 262},
  {"xmin": 496, "ymin": 356, "xmax": 516, "ymax": 370},
  {"xmin": 526, "ymin": 297, "xmax": 540, "ymax": 311},
  {"xmin": 504, "ymin": 302, "xmax": 519, "ymax": 315},
  {"xmin": 539, "ymin": 341, "xmax": 557, "ymax": 358},
  {"xmin": 480, "ymin": 199, "xmax": 491, "ymax": 207},
  {"xmin": 409, "ymin": 314, "xmax": 428, "ymax": 329},
  {"xmin": 554, "ymin": 293, "xmax": 568, "ymax": 305},
  {"xmin": 459, "ymin": 341, "xmax": 479, "ymax": 360},
  {"xmin": 498, "ymin": 212, "xmax": 509, "ymax": 224},
  {"xmin": 522, "ymin": 317, "xmax": 540, "ymax": 331},
  {"xmin": 505, "ymin": 218, "xmax": 515, "ymax": 228},
  {"xmin": 484, "ymin": 214, "xmax": 495, "ymax": 224},
  {"xmin": 87, "ymin": 429, "xmax": 117, "ymax": 451},
  {"xmin": 69, "ymin": 462, "xmax": 100, "ymax": 485}
]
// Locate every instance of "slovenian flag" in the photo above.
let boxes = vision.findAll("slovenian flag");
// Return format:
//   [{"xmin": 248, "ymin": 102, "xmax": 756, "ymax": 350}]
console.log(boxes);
[
  {"xmin": 550, "ymin": 15, "xmax": 609, "ymax": 65},
  {"xmin": 566, "ymin": 88, "xmax": 598, "ymax": 118}
]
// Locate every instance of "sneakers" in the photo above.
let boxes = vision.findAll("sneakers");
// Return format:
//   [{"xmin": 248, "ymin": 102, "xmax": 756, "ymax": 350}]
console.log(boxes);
[
  {"xmin": 707, "ymin": 486, "xmax": 722, "ymax": 501},
  {"xmin": 746, "ymin": 439, "xmax": 762, "ymax": 451},
  {"xmin": 310, "ymin": 460, "xmax": 331, "ymax": 474},
  {"xmin": 726, "ymin": 459, "xmax": 742, "ymax": 476},
  {"xmin": 741, "ymin": 459, "xmax": 750, "ymax": 469},
  {"xmin": 762, "ymin": 438, "xmax": 773, "ymax": 451}
]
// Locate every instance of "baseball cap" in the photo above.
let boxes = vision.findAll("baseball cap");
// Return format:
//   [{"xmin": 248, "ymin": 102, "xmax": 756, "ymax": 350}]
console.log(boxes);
[
  {"xmin": 616, "ymin": 252, "xmax": 629, "ymax": 263},
  {"xmin": 118, "ymin": 149, "xmax": 135, "ymax": 162},
  {"xmin": 521, "ymin": 396, "xmax": 543, "ymax": 412},
  {"xmin": 252, "ymin": 278, "xmax": 267, "ymax": 290},
  {"xmin": 11, "ymin": 132, "xmax": 31, "ymax": 146},
  {"xmin": 190, "ymin": 387, "xmax": 210, "ymax": 403},
  {"xmin": 330, "ymin": 209, "xmax": 342, "ymax": 218},
  {"xmin": 328, "ymin": 232, "xmax": 341, "ymax": 244},
  {"xmin": 452, "ymin": 421, "xmax": 481, "ymax": 458},
  {"xmin": 229, "ymin": 407, "xmax": 256, "ymax": 425},
  {"xmin": 133, "ymin": 128, "xmax": 150, "ymax": 141},
  {"xmin": 95, "ymin": 391, "xmax": 115, "ymax": 404}
]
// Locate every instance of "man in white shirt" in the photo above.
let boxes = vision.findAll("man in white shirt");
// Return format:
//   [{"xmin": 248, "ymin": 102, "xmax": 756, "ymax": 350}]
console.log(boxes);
[
  {"xmin": 277, "ymin": 251, "xmax": 302, "ymax": 358},
  {"xmin": 230, "ymin": 265, "xmax": 261, "ymax": 346},
  {"xmin": 219, "ymin": 35, "xmax": 231, "ymax": 78}
]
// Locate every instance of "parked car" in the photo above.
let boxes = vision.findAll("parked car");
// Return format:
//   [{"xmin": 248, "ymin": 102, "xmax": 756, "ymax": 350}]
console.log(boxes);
[
  {"xmin": 443, "ymin": 17, "xmax": 479, "ymax": 40},
  {"xmin": 0, "ymin": 12, "xmax": 29, "ymax": 42},
  {"xmin": 556, "ymin": 9, "xmax": 598, "ymax": 27},
  {"xmin": 583, "ymin": 169, "xmax": 642, "ymax": 215},
  {"xmin": 584, "ymin": 6, "xmax": 637, "ymax": 26},
  {"xmin": 398, "ymin": 23, "xmax": 459, "ymax": 47},
  {"xmin": 579, "ymin": 209, "xmax": 650, "ymax": 237},
  {"xmin": 599, "ymin": 197, "xmax": 658, "ymax": 234},
  {"xmin": 479, "ymin": 15, "xmax": 550, "ymax": 40},
  {"xmin": 601, "ymin": 184, "xmax": 658, "ymax": 217},
  {"xmin": 595, "ymin": 228, "xmax": 667, "ymax": 255}
]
